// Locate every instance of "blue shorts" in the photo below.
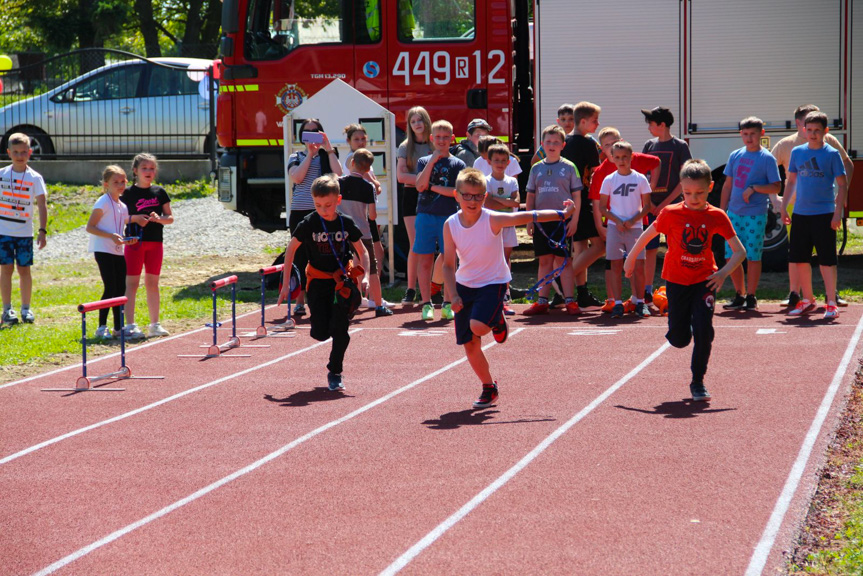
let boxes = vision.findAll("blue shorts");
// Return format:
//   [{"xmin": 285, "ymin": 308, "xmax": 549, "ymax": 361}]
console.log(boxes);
[
  {"xmin": 413, "ymin": 212, "xmax": 449, "ymax": 255},
  {"xmin": 646, "ymin": 212, "xmax": 660, "ymax": 250},
  {"xmin": 0, "ymin": 235, "xmax": 34, "ymax": 266},
  {"xmin": 454, "ymin": 282, "xmax": 507, "ymax": 345},
  {"xmin": 725, "ymin": 211, "xmax": 766, "ymax": 262}
]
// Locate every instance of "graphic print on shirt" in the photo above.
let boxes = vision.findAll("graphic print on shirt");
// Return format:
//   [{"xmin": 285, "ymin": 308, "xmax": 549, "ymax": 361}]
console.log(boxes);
[
  {"xmin": 612, "ymin": 183, "xmax": 638, "ymax": 197},
  {"xmin": 797, "ymin": 157, "xmax": 823, "ymax": 178},
  {"xmin": 680, "ymin": 223, "xmax": 709, "ymax": 267},
  {"xmin": 733, "ymin": 157, "xmax": 754, "ymax": 189},
  {"xmin": 0, "ymin": 174, "xmax": 34, "ymax": 223}
]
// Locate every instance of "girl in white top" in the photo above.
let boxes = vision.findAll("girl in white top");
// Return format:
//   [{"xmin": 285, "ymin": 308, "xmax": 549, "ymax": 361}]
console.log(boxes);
[
  {"xmin": 442, "ymin": 168, "xmax": 574, "ymax": 409},
  {"xmin": 85, "ymin": 165, "xmax": 147, "ymax": 339}
]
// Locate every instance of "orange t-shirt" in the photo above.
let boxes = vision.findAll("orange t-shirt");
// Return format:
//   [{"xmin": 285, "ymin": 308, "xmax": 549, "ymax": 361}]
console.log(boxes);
[{"xmin": 654, "ymin": 204, "xmax": 736, "ymax": 285}]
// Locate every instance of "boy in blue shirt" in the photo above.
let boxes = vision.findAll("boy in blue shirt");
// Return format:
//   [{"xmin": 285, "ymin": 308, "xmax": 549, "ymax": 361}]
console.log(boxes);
[
  {"xmin": 719, "ymin": 117, "xmax": 780, "ymax": 311},
  {"xmin": 781, "ymin": 112, "xmax": 848, "ymax": 320}
]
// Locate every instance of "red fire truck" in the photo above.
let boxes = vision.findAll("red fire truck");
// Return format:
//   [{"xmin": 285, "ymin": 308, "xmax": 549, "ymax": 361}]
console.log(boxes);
[{"xmin": 216, "ymin": 0, "xmax": 862, "ymax": 262}]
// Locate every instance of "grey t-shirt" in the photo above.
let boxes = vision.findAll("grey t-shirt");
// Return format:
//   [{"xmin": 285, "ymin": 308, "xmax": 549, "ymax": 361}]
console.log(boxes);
[
  {"xmin": 526, "ymin": 158, "xmax": 582, "ymax": 210},
  {"xmin": 397, "ymin": 141, "xmax": 433, "ymax": 178},
  {"xmin": 641, "ymin": 137, "xmax": 692, "ymax": 203}
]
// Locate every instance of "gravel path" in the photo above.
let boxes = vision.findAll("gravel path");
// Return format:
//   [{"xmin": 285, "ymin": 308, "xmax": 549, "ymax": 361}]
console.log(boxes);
[{"xmin": 40, "ymin": 195, "xmax": 288, "ymax": 262}]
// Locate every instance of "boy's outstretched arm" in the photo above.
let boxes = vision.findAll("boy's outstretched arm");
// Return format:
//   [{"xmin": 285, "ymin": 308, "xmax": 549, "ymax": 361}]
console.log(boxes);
[
  {"xmin": 277, "ymin": 238, "xmax": 302, "ymax": 306},
  {"xmin": 488, "ymin": 200, "xmax": 575, "ymax": 235},
  {"xmin": 623, "ymin": 223, "xmax": 660, "ymax": 278},
  {"xmin": 707, "ymin": 235, "xmax": 746, "ymax": 291}
]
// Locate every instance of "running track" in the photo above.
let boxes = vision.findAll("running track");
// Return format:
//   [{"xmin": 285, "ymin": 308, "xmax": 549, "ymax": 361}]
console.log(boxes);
[{"xmin": 2, "ymin": 303, "xmax": 861, "ymax": 575}]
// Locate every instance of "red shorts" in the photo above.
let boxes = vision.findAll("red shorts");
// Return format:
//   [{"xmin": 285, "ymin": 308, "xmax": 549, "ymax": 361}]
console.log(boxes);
[{"xmin": 124, "ymin": 241, "xmax": 163, "ymax": 276}]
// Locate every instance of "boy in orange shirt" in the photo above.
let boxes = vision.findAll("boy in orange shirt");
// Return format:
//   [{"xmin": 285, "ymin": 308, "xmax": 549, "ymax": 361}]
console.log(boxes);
[{"xmin": 624, "ymin": 159, "xmax": 746, "ymax": 402}]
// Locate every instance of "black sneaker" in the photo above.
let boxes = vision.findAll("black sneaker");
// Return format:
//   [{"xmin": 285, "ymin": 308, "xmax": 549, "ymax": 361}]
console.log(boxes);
[
  {"xmin": 689, "ymin": 381, "xmax": 711, "ymax": 402},
  {"xmin": 492, "ymin": 314, "xmax": 508, "ymax": 344},
  {"xmin": 635, "ymin": 302, "xmax": 651, "ymax": 318},
  {"xmin": 611, "ymin": 303, "xmax": 625, "ymax": 319},
  {"xmin": 327, "ymin": 372, "xmax": 344, "ymax": 391},
  {"xmin": 401, "ymin": 288, "xmax": 417, "ymax": 305},
  {"xmin": 722, "ymin": 293, "xmax": 746, "ymax": 310},
  {"xmin": 644, "ymin": 289, "xmax": 654, "ymax": 304},
  {"xmin": 550, "ymin": 292, "xmax": 565, "ymax": 309},
  {"xmin": 577, "ymin": 291, "xmax": 604, "ymax": 308},
  {"xmin": 782, "ymin": 291, "xmax": 801, "ymax": 308},
  {"xmin": 375, "ymin": 306, "xmax": 394, "ymax": 317},
  {"xmin": 473, "ymin": 383, "xmax": 499, "ymax": 408},
  {"xmin": 744, "ymin": 294, "xmax": 758, "ymax": 311},
  {"xmin": 837, "ymin": 295, "xmax": 849, "ymax": 307}
]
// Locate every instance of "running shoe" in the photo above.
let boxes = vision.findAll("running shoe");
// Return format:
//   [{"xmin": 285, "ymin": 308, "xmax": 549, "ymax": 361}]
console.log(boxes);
[
  {"xmin": 441, "ymin": 302, "xmax": 454, "ymax": 320},
  {"xmin": 743, "ymin": 295, "xmax": 758, "ymax": 311},
  {"xmin": 787, "ymin": 300, "xmax": 815, "ymax": 316},
  {"xmin": 549, "ymin": 292, "xmax": 565, "ymax": 309},
  {"xmin": 565, "ymin": 301, "xmax": 580, "ymax": 315},
  {"xmin": 473, "ymin": 382, "xmax": 499, "ymax": 409},
  {"xmin": 523, "ymin": 302, "xmax": 549, "ymax": 316},
  {"xmin": 293, "ymin": 303, "xmax": 306, "ymax": 316},
  {"xmin": 20, "ymin": 308, "xmax": 34, "ymax": 323},
  {"xmin": 421, "ymin": 303, "xmax": 434, "ymax": 321},
  {"xmin": 148, "ymin": 322, "xmax": 170, "ymax": 337},
  {"xmin": 375, "ymin": 305, "xmax": 394, "ymax": 317},
  {"xmin": 723, "ymin": 293, "xmax": 746, "ymax": 310},
  {"xmin": 327, "ymin": 372, "xmax": 344, "ymax": 391},
  {"xmin": 601, "ymin": 299, "xmax": 615, "ymax": 313},
  {"xmin": 122, "ymin": 323, "xmax": 146, "ymax": 340},
  {"xmin": 823, "ymin": 305, "xmax": 839, "ymax": 320},
  {"xmin": 502, "ymin": 302, "xmax": 516, "ymax": 316},
  {"xmin": 577, "ymin": 291, "xmax": 603, "ymax": 308},
  {"xmin": 623, "ymin": 298, "xmax": 636, "ymax": 314},
  {"xmin": 492, "ymin": 314, "xmax": 508, "ymax": 344},
  {"xmin": 611, "ymin": 303, "xmax": 625, "ymax": 319},
  {"xmin": 781, "ymin": 291, "xmax": 801, "ymax": 308},
  {"xmin": 1, "ymin": 308, "xmax": 18, "ymax": 325},
  {"xmin": 401, "ymin": 288, "xmax": 417, "ymax": 305},
  {"xmin": 94, "ymin": 325, "xmax": 112, "ymax": 340},
  {"xmin": 690, "ymin": 381, "xmax": 711, "ymax": 402},
  {"xmin": 635, "ymin": 302, "xmax": 651, "ymax": 318},
  {"xmin": 837, "ymin": 295, "xmax": 849, "ymax": 308}
]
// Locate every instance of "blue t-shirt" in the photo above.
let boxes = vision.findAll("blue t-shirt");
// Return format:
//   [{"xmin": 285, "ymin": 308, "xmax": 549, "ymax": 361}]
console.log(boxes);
[
  {"xmin": 723, "ymin": 147, "xmax": 780, "ymax": 216},
  {"xmin": 415, "ymin": 154, "xmax": 465, "ymax": 216},
  {"xmin": 788, "ymin": 144, "xmax": 846, "ymax": 215}
]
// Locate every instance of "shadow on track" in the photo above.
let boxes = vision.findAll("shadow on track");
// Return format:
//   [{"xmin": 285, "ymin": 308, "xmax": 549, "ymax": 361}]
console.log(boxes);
[
  {"xmin": 423, "ymin": 408, "xmax": 556, "ymax": 430},
  {"xmin": 614, "ymin": 400, "xmax": 736, "ymax": 419},
  {"xmin": 264, "ymin": 387, "xmax": 352, "ymax": 407}
]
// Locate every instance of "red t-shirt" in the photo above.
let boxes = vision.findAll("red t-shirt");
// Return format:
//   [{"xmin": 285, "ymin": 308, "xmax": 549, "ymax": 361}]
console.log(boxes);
[
  {"xmin": 589, "ymin": 152, "xmax": 661, "ymax": 201},
  {"xmin": 654, "ymin": 203, "xmax": 736, "ymax": 285}
]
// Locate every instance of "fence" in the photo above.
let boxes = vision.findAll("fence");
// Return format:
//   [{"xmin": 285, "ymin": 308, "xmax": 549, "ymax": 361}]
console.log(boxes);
[{"xmin": 0, "ymin": 49, "xmax": 217, "ymax": 169}]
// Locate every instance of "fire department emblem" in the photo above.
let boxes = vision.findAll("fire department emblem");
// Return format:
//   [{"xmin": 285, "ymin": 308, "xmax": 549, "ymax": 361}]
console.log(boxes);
[{"xmin": 275, "ymin": 83, "xmax": 308, "ymax": 114}]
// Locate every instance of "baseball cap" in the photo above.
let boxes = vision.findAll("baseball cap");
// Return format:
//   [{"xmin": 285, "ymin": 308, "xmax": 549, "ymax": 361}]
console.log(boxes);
[
  {"xmin": 640, "ymin": 106, "xmax": 674, "ymax": 127},
  {"xmin": 467, "ymin": 118, "xmax": 492, "ymax": 133}
]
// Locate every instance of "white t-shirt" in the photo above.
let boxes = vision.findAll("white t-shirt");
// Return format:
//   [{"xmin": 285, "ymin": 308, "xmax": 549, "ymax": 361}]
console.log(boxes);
[
  {"xmin": 0, "ymin": 165, "xmax": 47, "ymax": 237},
  {"xmin": 473, "ymin": 156, "xmax": 522, "ymax": 177},
  {"xmin": 599, "ymin": 170, "xmax": 651, "ymax": 228},
  {"xmin": 88, "ymin": 194, "xmax": 128, "ymax": 255},
  {"xmin": 446, "ymin": 208, "xmax": 512, "ymax": 288},
  {"xmin": 485, "ymin": 174, "xmax": 519, "ymax": 213}
]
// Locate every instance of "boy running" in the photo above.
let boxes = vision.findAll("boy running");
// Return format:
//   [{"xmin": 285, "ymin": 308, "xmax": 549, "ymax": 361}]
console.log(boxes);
[
  {"xmin": 624, "ymin": 160, "xmax": 746, "ymax": 402},
  {"xmin": 443, "ymin": 168, "xmax": 575, "ymax": 408}
]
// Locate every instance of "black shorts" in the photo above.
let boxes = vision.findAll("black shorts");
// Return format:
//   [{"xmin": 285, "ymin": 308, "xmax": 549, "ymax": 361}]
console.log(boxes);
[
  {"xmin": 454, "ymin": 282, "xmax": 507, "ymax": 345},
  {"xmin": 789, "ymin": 213, "xmax": 837, "ymax": 266},
  {"xmin": 572, "ymin": 192, "xmax": 599, "ymax": 241},
  {"xmin": 369, "ymin": 218, "xmax": 380, "ymax": 242},
  {"xmin": 645, "ymin": 212, "xmax": 660, "ymax": 250},
  {"xmin": 533, "ymin": 220, "xmax": 571, "ymax": 258},
  {"xmin": 401, "ymin": 185, "xmax": 419, "ymax": 218}
]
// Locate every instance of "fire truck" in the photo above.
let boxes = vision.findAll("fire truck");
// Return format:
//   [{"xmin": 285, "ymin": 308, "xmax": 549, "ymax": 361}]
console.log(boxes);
[{"xmin": 216, "ymin": 0, "xmax": 862, "ymax": 264}]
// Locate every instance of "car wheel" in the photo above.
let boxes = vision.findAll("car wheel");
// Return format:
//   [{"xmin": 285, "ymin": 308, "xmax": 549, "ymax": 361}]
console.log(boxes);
[
  {"xmin": 4, "ymin": 128, "xmax": 55, "ymax": 158},
  {"xmin": 761, "ymin": 206, "xmax": 789, "ymax": 272}
]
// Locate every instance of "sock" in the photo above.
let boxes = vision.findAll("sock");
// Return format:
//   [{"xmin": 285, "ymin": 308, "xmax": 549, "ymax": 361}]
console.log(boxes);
[
  {"xmin": 615, "ymin": 300, "xmax": 623, "ymax": 305},
  {"xmin": 3, "ymin": 303, "xmax": 10, "ymax": 312},
  {"xmin": 635, "ymin": 298, "xmax": 643, "ymax": 304},
  {"xmin": 646, "ymin": 284, "xmax": 653, "ymax": 294},
  {"xmin": 431, "ymin": 282, "xmax": 443, "ymax": 295},
  {"xmin": 538, "ymin": 297, "xmax": 549, "ymax": 305},
  {"xmin": 564, "ymin": 297, "xmax": 575, "ymax": 304},
  {"xmin": 442, "ymin": 301, "xmax": 451, "ymax": 306}
]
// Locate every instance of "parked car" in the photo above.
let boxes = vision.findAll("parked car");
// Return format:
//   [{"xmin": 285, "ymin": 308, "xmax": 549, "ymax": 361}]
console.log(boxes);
[{"xmin": 0, "ymin": 57, "xmax": 214, "ymax": 157}]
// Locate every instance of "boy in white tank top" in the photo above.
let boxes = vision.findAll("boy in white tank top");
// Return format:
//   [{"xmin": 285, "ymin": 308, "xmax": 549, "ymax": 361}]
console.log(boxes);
[{"xmin": 443, "ymin": 168, "xmax": 575, "ymax": 409}]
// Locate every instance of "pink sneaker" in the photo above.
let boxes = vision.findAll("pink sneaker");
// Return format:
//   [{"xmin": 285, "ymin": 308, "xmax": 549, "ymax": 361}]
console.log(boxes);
[{"xmin": 787, "ymin": 300, "xmax": 815, "ymax": 316}]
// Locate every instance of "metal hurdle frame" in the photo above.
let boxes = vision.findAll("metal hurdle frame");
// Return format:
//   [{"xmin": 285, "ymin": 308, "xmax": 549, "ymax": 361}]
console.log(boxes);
[
  {"xmin": 42, "ymin": 296, "xmax": 164, "ymax": 392},
  {"xmin": 178, "ymin": 274, "xmax": 257, "ymax": 358},
  {"xmin": 255, "ymin": 264, "xmax": 296, "ymax": 337}
]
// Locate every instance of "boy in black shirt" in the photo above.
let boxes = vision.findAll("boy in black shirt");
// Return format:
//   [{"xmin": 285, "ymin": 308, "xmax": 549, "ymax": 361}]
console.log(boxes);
[{"xmin": 278, "ymin": 175, "xmax": 367, "ymax": 391}]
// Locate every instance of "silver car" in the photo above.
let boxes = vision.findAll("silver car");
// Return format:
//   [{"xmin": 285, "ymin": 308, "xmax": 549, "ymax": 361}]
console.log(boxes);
[{"xmin": 0, "ymin": 57, "xmax": 214, "ymax": 157}]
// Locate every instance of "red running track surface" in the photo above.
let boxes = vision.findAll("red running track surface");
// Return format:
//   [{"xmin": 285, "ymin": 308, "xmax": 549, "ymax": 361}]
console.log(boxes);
[{"xmin": 1, "ymin": 303, "xmax": 861, "ymax": 575}]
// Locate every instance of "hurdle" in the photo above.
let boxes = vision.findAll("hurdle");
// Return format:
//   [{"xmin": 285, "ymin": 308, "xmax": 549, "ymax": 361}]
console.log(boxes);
[
  {"xmin": 179, "ymin": 275, "xmax": 251, "ymax": 358},
  {"xmin": 255, "ymin": 264, "xmax": 296, "ymax": 337},
  {"xmin": 42, "ymin": 296, "xmax": 164, "ymax": 392}
]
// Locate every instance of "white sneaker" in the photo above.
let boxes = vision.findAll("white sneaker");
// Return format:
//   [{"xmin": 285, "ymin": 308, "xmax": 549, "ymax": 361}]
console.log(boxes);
[
  {"xmin": 362, "ymin": 297, "xmax": 375, "ymax": 309},
  {"xmin": 122, "ymin": 323, "xmax": 146, "ymax": 339},
  {"xmin": 94, "ymin": 325, "xmax": 111, "ymax": 340},
  {"xmin": 20, "ymin": 308, "xmax": 34, "ymax": 323},
  {"xmin": 148, "ymin": 322, "xmax": 170, "ymax": 337},
  {"xmin": 381, "ymin": 299, "xmax": 395, "ymax": 308}
]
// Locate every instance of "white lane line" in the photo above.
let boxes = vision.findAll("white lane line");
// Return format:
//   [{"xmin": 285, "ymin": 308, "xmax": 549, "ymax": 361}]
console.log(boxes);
[
  {"xmin": 744, "ymin": 311, "xmax": 863, "ymax": 576},
  {"xmin": 31, "ymin": 331, "xmax": 519, "ymax": 576},
  {"xmin": 1, "ymin": 330, "xmax": 357, "ymax": 465},
  {"xmin": 0, "ymin": 307, "xmax": 268, "ymax": 390},
  {"xmin": 380, "ymin": 341, "xmax": 671, "ymax": 576}
]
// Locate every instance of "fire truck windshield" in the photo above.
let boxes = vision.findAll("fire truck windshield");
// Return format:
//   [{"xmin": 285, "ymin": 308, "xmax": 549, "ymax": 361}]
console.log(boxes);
[{"xmin": 244, "ymin": 0, "xmax": 350, "ymax": 60}]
